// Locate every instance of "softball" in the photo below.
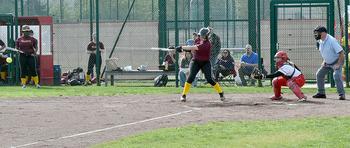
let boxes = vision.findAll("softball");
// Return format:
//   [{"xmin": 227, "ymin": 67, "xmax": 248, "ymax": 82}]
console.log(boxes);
[{"xmin": 6, "ymin": 57, "xmax": 12, "ymax": 63}]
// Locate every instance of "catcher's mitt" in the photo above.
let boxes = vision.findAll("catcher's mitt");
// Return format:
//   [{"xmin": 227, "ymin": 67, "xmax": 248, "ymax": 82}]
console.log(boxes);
[{"xmin": 252, "ymin": 68, "xmax": 265, "ymax": 80}]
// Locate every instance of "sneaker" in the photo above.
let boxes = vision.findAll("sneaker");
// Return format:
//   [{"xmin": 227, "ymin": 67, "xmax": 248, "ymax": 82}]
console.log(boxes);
[
  {"xmin": 312, "ymin": 93, "xmax": 326, "ymax": 98},
  {"xmin": 339, "ymin": 95, "xmax": 346, "ymax": 100},
  {"xmin": 270, "ymin": 96, "xmax": 283, "ymax": 101},
  {"xmin": 297, "ymin": 96, "xmax": 307, "ymax": 102},
  {"xmin": 36, "ymin": 84, "xmax": 41, "ymax": 88},
  {"xmin": 180, "ymin": 95, "xmax": 186, "ymax": 102},
  {"xmin": 22, "ymin": 85, "xmax": 26, "ymax": 89},
  {"xmin": 219, "ymin": 92, "xmax": 226, "ymax": 102}
]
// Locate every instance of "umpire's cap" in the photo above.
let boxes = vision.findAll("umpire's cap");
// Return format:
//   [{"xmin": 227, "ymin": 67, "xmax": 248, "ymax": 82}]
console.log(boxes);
[{"xmin": 314, "ymin": 26, "xmax": 327, "ymax": 33}]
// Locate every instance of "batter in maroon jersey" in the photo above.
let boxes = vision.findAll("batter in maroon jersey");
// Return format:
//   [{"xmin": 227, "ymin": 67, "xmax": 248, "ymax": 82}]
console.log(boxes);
[
  {"xmin": 175, "ymin": 27, "xmax": 225, "ymax": 102},
  {"xmin": 85, "ymin": 33, "xmax": 105, "ymax": 85}
]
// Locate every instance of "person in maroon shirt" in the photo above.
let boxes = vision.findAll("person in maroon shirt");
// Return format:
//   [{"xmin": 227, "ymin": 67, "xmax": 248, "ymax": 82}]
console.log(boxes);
[
  {"xmin": 16, "ymin": 26, "xmax": 40, "ymax": 88},
  {"xmin": 0, "ymin": 39, "xmax": 7, "ymax": 82},
  {"xmin": 175, "ymin": 27, "xmax": 225, "ymax": 102},
  {"xmin": 85, "ymin": 33, "xmax": 105, "ymax": 85}
]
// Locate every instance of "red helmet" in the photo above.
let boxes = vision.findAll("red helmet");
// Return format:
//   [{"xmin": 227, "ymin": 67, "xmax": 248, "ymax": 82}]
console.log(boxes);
[{"xmin": 275, "ymin": 51, "xmax": 289, "ymax": 68}]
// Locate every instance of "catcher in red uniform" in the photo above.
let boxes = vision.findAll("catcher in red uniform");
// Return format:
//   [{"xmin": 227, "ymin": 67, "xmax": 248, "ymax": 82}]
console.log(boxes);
[{"xmin": 255, "ymin": 51, "xmax": 307, "ymax": 102}]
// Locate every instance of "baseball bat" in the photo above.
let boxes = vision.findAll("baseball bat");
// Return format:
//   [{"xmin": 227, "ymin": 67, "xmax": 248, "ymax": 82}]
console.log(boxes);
[
  {"xmin": 5, "ymin": 47, "xmax": 20, "ymax": 52},
  {"xmin": 150, "ymin": 47, "xmax": 175, "ymax": 52}
]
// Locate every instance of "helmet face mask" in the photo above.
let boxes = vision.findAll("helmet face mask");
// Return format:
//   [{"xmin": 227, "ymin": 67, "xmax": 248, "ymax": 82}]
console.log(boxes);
[
  {"xmin": 314, "ymin": 31, "xmax": 321, "ymax": 40},
  {"xmin": 274, "ymin": 51, "xmax": 289, "ymax": 68},
  {"xmin": 313, "ymin": 26, "xmax": 327, "ymax": 40}
]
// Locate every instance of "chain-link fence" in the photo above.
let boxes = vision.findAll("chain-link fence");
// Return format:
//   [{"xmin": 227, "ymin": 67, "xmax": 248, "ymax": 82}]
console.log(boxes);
[{"xmin": 0, "ymin": 0, "xmax": 349, "ymax": 87}]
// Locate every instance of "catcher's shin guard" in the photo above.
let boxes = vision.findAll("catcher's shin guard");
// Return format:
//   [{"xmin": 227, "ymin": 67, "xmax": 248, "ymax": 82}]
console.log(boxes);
[
  {"xmin": 287, "ymin": 81, "xmax": 305, "ymax": 99},
  {"xmin": 182, "ymin": 82, "xmax": 191, "ymax": 96},
  {"xmin": 0, "ymin": 72, "xmax": 6, "ymax": 80},
  {"xmin": 32, "ymin": 76, "xmax": 39, "ymax": 85},
  {"xmin": 272, "ymin": 78, "xmax": 283, "ymax": 97},
  {"xmin": 213, "ymin": 82, "xmax": 223, "ymax": 94}
]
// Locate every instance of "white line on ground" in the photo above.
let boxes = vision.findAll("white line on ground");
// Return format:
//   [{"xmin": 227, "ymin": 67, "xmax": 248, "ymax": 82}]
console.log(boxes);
[
  {"xmin": 10, "ymin": 142, "xmax": 39, "ymax": 148},
  {"xmin": 12, "ymin": 109, "xmax": 193, "ymax": 148}
]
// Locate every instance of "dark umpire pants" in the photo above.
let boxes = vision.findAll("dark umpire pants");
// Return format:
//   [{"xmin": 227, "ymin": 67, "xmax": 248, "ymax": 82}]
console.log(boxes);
[
  {"xmin": 87, "ymin": 53, "xmax": 102, "ymax": 75},
  {"xmin": 19, "ymin": 53, "xmax": 38, "ymax": 78}
]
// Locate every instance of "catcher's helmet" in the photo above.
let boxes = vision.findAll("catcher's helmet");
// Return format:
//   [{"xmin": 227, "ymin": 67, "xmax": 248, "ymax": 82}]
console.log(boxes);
[
  {"xmin": 198, "ymin": 27, "xmax": 210, "ymax": 37},
  {"xmin": 274, "ymin": 51, "xmax": 289, "ymax": 61},
  {"xmin": 275, "ymin": 51, "xmax": 289, "ymax": 68}
]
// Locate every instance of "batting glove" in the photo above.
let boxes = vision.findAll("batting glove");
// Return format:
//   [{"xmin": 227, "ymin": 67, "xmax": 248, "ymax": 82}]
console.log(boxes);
[{"xmin": 175, "ymin": 46, "xmax": 183, "ymax": 52}]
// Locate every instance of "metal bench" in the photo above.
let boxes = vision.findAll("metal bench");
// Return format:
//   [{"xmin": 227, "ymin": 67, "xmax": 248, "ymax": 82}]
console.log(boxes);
[{"xmin": 104, "ymin": 70, "xmax": 176, "ymax": 86}]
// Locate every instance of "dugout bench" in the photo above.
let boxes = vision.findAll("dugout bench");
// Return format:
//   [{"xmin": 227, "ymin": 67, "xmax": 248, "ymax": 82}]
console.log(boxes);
[
  {"xmin": 104, "ymin": 58, "xmax": 176, "ymax": 86},
  {"xmin": 104, "ymin": 70, "xmax": 176, "ymax": 86}
]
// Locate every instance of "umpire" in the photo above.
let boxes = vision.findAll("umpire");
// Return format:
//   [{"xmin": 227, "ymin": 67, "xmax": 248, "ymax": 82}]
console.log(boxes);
[
  {"xmin": 175, "ymin": 27, "xmax": 225, "ymax": 102},
  {"xmin": 208, "ymin": 27, "xmax": 221, "ymax": 74},
  {"xmin": 16, "ymin": 26, "xmax": 40, "ymax": 88},
  {"xmin": 313, "ymin": 26, "xmax": 345, "ymax": 100}
]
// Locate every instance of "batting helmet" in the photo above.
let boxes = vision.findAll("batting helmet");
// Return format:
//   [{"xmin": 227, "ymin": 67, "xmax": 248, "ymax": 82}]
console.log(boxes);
[
  {"xmin": 198, "ymin": 27, "xmax": 210, "ymax": 37},
  {"xmin": 22, "ymin": 25, "xmax": 31, "ymax": 32}
]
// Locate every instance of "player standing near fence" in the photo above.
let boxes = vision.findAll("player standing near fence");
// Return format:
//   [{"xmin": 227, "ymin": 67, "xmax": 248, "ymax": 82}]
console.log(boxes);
[
  {"xmin": 85, "ymin": 33, "xmax": 105, "ymax": 85},
  {"xmin": 0, "ymin": 39, "xmax": 7, "ymax": 82},
  {"xmin": 312, "ymin": 26, "xmax": 346, "ymax": 100},
  {"xmin": 16, "ymin": 26, "xmax": 40, "ymax": 88},
  {"xmin": 175, "ymin": 27, "xmax": 225, "ymax": 102}
]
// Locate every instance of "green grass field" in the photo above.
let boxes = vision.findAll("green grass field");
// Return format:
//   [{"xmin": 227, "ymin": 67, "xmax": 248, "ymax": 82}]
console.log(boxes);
[
  {"xmin": 0, "ymin": 85, "xmax": 348, "ymax": 99},
  {"xmin": 92, "ymin": 117, "xmax": 350, "ymax": 148}
]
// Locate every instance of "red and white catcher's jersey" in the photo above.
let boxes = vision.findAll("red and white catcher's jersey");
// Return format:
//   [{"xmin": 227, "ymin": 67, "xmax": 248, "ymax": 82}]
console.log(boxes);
[{"xmin": 278, "ymin": 64, "xmax": 301, "ymax": 78}]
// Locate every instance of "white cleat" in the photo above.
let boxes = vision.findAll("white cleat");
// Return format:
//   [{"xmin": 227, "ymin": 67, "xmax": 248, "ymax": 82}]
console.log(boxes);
[
  {"xmin": 36, "ymin": 84, "xmax": 41, "ymax": 88},
  {"xmin": 22, "ymin": 85, "xmax": 26, "ymax": 89},
  {"xmin": 297, "ymin": 96, "xmax": 307, "ymax": 102},
  {"xmin": 180, "ymin": 95, "xmax": 186, "ymax": 102}
]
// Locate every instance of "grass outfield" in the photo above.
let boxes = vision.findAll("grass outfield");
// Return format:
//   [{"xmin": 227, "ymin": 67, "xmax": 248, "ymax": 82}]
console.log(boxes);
[
  {"xmin": 0, "ymin": 85, "xmax": 349, "ymax": 99},
  {"xmin": 92, "ymin": 117, "xmax": 350, "ymax": 148}
]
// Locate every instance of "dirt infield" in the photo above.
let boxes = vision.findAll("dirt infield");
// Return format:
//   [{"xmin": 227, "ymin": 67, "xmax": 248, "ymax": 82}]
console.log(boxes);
[{"xmin": 1, "ymin": 93, "xmax": 350, "ymax": 148}]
